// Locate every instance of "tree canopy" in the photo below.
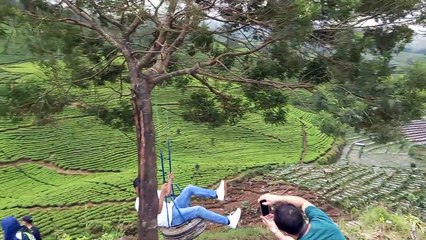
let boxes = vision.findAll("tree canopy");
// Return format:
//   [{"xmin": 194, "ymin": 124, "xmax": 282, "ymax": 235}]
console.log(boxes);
[{"xmin": 1, "ymin": 0, "xmax": 424, "ymax": 135}]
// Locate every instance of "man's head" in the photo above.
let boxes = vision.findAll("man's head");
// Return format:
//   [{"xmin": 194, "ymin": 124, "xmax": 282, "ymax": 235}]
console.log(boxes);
[
  {"xmin": 273, "ymin": 204, "xmax": 305, "ymax": 235},
  {"xmin": 133, "ymin": 177, "xmax": 140, "ymax": 193},
  {"xmin": 21, "ymin": 215, "xmax": 33, "ymax": 227}
]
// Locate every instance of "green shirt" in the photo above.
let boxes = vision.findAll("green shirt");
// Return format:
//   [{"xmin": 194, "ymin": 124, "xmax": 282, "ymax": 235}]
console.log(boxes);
[{"xmin": 300, "ymin": 206, "xmax": 346, "ymax": 240}]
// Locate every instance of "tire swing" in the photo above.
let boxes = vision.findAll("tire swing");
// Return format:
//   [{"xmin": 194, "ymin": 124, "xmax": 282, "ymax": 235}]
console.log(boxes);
[
  {"xmin": 159, "ymin": 140, "xmax": 206, "ymax": 240},
  {"xmin": 159, "ymin": 218, "xmax": 206, "ymax": 240}
]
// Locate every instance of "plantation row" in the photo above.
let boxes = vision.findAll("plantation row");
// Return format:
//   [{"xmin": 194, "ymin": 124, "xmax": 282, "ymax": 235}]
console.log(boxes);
[
  {"xmin": 287, "ymin": 108, "xmax": 334, "ymax": 162},
  {"xmin": 1, "ymin": 104, "xmax": 334, "ymax": 173},
  {"xmin": 0, "ymin": 54, "xmax": 33, "ymax": 65},
  {"xmin": 0, "ymin": 165, "xmax": 134, "ymax": 210},
  {"xmin": 403, "ymin": 119, "xmax": 426, "ymax": 146},
  {"xmin": 272, "ymin": 164, "xmax": 426, "ymax": 220},
  {"xmin": 0, "ymin": 115, "xmax": 136, "ymax": 171},
  {"xmin": 338, "ymin": 131, "xmax": 426, "ymax": 169},
  {"xmin": 0, "ymin": 203, "xmax": 134, "ymax": 237}
]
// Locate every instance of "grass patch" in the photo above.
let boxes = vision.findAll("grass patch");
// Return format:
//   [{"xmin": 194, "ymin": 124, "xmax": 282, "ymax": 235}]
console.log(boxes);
[
  {"xmin": 341, "ymin": 206, "xmax": 426, "ymax": 240},
  {"xmin": 199, "ymin": 227, "xmax": 270, "ymax": 240},
  {"xmin": 409, "ymin": 145, "xmax": 426, "ymax": 161}
]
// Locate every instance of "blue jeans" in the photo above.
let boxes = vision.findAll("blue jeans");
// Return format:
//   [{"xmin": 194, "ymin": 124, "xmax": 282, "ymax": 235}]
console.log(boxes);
[{"xmin": 170, "ymin": 185, "xmax": 229, "ymax": 226}]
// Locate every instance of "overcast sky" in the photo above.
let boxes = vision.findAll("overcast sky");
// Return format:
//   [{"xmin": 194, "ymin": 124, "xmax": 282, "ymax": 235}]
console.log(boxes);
[{"xmin": 406, "ymin": 33, "xmax": 426, "ymax": 51}]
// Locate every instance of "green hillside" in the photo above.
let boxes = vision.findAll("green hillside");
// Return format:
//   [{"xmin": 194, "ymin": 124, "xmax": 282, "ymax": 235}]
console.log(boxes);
[
  {"xmin": 274, "ymin": 164, "xmax": 426, "ymax": 219},
  {"xmin": 392, "ymin": 51, "xmax": 426, "ymax": 67},
  {"xmin": 0, "ymin": 61, "xmax": 335, "ymax": 238}
]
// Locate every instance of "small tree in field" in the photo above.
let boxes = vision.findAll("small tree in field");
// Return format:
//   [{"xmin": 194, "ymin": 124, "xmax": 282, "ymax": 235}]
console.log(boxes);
[{"xmin": 1, "ymin": 0, "xmax": 426, "ymax": 239}]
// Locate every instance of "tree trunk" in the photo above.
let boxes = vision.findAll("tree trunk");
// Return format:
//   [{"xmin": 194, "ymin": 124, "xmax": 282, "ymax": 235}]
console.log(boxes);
[{"xmin": 131, "ymin": 74, "xmax": 159, "ymax": 240}]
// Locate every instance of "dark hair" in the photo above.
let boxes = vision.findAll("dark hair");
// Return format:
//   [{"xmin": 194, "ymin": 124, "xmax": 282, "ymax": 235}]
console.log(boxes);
[
  {"xmin": 22, "ymin": 215, "xmax": 33, "ymax": 223},
  {"xmin": 274, "ymin": 204, "xmax": 305, "ymax": 235},
  {"xmin": 133, "ymin": 177, "xmax": 140, "ymax": 189}
]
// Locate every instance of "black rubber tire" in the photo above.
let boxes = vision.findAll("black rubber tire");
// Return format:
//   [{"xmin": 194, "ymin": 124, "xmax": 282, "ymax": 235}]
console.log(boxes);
[{"xmin": 159, "ymin": 218, "xmax": 206, "ymax": 240}]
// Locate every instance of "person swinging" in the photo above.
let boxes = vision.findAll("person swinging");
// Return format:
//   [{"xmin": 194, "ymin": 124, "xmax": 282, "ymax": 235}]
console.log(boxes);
[{"xmin": 133, "ymin": 173, "xmax": 242, "ymax": 229}]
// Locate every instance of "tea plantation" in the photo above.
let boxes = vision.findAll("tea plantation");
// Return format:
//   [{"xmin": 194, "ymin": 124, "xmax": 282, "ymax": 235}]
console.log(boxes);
[
  {"xmin": 0, "ymin": 61, "xmax": 335, "ymax": 237},
  {"xmin": 272, "ymin": 164, "xmax": 426, "ymax": 220}
]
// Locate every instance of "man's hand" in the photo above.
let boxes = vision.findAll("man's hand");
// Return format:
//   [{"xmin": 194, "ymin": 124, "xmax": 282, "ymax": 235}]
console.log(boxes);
[
  {"xmin": 261, "ymin": 214, "xmax": 278, "ymax": 230},
  {"xmin": 258, "ymin": 193, "xmax": 313, "ymax": 212},
  {"xmin": 168, "ymin": 173, "xmax": 174, "ymax": 182},
  {"xmin": 261, "ymin": 214, "xmax": 293, "ymax": 240},
  {"xmin": 258, "ymin": 193, "xmax": 284, "ymax": 206},
  {"xmin": 161, "ymin": 183, "xmax": 171, "ymax": 196}
]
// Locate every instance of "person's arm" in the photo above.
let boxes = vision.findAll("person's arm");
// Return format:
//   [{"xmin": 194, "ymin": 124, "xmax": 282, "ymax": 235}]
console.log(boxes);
[
  {"xmin": 260, "ymin": 215, "xmax": 295, "ymax": 240},
  {"xmin": 258, "ymin": 194, "xmax": 313, "ymax": 212},
  {"xmin": 158, "ymin": 186, "xmax": 167, "ymax": 214},
  {"xmin": 33, "ymin": 227, "xmax": 42, "ymax": 240},
  {"xmin": 158, "ymin": 173, "xmax": 174, "ymax": 214}
]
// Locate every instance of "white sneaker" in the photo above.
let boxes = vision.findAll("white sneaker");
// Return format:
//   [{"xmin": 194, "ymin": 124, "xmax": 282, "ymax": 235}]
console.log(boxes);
[
  {"xmin": 216, "ymin": 180, "xmax": 226, "ymax": 201},
  {"xmin": 227, "ymin": 208, "xmax": 241, "ymax": 229}
]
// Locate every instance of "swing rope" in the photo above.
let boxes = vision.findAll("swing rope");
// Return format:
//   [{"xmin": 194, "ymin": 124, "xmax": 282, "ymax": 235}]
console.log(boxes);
[
  {"xmin": 156, "ymin": 105, "xmax": 206, "ymax": 239},
  {"xmin": 161, "ymin": 145, "xmax": 185, "ymax": 228},
  {"xmin": 154, "ymin": 104, "xmax": 206, "ymax": 240}
]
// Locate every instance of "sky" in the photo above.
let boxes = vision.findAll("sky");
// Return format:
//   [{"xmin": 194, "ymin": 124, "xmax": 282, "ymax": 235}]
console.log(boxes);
[
  {"xmin": 406, "ymin": 33, "xmax": 426, "ymax": 52},
  {"xmin": 361, "ymin": 20, "xmax": 426, "ymax": 52}
]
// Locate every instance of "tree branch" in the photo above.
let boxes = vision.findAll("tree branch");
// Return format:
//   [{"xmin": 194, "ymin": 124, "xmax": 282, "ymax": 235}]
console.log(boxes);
[
  {"xmin": 151, "ymin": 64, "xmax": 200, "ymax": 84},
  {"xmin": 151, "ymin": 37, "xmax": 278, "ymax": 84},
  {"xmin": 124, "ymin": 1, "xmax": 157, "ymax": 38},
  {"xmin": 209, "ymin": 38, "xmax": 278, "ymax": 65},
  {"xmin": 90, "ymin": 0, "xmax": 125, "ymax": 31},
  {"xmin": 149, "ymin": 0, "xmax": 165, "ymax": 21},
  {"xmin": 136, "ymin": 0, "xmax": 179, "ymax": 69},
  {"xmin": 24, "ymin": 11, "xmax": 98, "ymax": 31},
  {"xmin": 191, "ymin": 73, "xmax": 230, "ymax": 101},
  {"xmin": 56, "ymin": 17, "xmax": 97, "ymax": 30},
  {"xmin": 62, "ymin": 0, "xmax": 122, "ymax": 48},
  {"xmin": 62, "ymin": 0, "xmax": 94, "ymax": 22},
  {"xmin": 125, "ymin": 15, "xmax": 144, "ymax": 38},
  {"xmin": 70, "ymin": 54, "xmax": 125, "ymax": 85},
  {"xmin": 160, "ymin": 13, "xmax": 196, "ymax": 70},
  {"xmin": 197, "ymin": 71, "xmax": 315, "ymax": 91}
]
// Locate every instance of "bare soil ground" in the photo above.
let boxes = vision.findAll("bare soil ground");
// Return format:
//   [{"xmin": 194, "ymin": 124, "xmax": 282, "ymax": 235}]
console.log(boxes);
[
  {"xmin": 121, "ymin": 176, "xmax": 347, "ymax": 239},
  {"xmin": 192, "ymin": 176, "xmax": 346, "ymax": 230}
]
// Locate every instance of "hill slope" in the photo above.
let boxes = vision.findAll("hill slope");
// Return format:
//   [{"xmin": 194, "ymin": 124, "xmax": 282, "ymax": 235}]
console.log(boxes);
[{"xmin": 0, "ymin": 61, "xmax": 334, "ymax": 237}]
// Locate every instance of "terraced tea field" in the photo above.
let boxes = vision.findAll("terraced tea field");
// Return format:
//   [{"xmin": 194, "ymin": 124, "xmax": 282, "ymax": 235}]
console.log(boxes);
[
  {"xmin": 338, "ymin": 131, "xmax": 426, "ymax": 169},
  {"xmin": 403, "ymin": 119, "xmax": 426, "ymax": 146},
  {"xmin": 271, "ymin": 164, "xmax": 426, "ymax": 220},
  {"xmin": 0, "ymin": 60, "xmax": 335, "ymax": 237}
]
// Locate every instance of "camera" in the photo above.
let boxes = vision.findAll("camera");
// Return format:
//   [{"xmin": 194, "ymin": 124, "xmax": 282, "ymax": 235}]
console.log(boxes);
[{"xmin": 260, "ymin": 199, "xmax": 270, "ymax": 216}]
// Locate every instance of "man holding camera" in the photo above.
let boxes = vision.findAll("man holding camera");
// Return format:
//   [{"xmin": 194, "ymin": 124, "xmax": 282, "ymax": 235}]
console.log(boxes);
[{"xmin": 258, "ymin": 193, "xmax": 345, "ymax": 240}]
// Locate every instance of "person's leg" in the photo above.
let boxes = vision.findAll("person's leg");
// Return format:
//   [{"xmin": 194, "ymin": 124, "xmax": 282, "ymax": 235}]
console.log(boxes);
[
  {"xmin": 171, "ymin": 206, "xmax": 229, "ymax": 226},
  {"xmin": 173, "ymin": 185, "xmax": 217, "ymax": 208}
]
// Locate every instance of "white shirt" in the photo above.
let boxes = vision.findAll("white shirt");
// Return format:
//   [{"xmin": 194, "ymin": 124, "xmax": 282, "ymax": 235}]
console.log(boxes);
[
  {"xmin": 134, "ymin": 190, "xmax": 174, "ymax": 227},
  {"xmin": 16, "ymin": 231, "xmax": 35, "ymax": 240}
]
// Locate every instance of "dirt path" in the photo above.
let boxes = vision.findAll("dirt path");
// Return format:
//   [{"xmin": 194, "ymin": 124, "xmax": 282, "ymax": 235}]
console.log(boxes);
[
  {"xmin": 300, "ymin": 123, "xmax": 308, "ymax": 163},
  {"xmin": 0, "ymin": 158, "xmax": 101, "ymax": 175},
  {"xmin": 0, "ymin": 123, "xmax": 34, "ymax": 133},
  {"xmin": 25, "ymin": 199, "xmax": 132, "ymax": 211},
  {"xmin": 0, "ymin": 114, "xmax": 92, "ymax": 133},
  {"xmin": 120, "ymin": 176, "xmax": 347, "ymax": 238}
]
